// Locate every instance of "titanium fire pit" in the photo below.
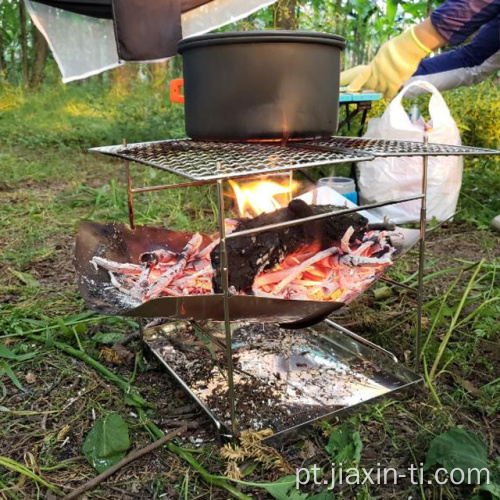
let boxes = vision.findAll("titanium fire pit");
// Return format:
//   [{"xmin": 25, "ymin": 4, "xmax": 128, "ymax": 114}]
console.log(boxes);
[{"xmin": 77, "ymin": 136, "xmax": 500, "ymax": 442}]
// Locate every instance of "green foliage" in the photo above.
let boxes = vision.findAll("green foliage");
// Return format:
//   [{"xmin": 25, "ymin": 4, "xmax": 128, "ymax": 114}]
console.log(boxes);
[
  {"xmin": 262, "ymin": 475, "xmax": 309, "ymax": 500},
  {"xmin": 0, "ymin": 343, "xmax": 37, "ymax": 394},
  {"xmin": 0, "ymin": 343, "xmax": 36, "ymax": 361},
  {"xmin": 0, "ymin": 80, "xmax": 185, "ymax": 148},
  {"xmin": 82, "ymin": 413, "xmax": 130, "ymax": 473},
  {"xmin": 424, "ymin": 426, "xmax": 500, "ymax": 500},
  {"xmin": 92, "ymin": 332, "xmax": 127, "ymax": 345},
  {"xmin": 325, "ymin": 423, "xmax": 363, "ymax": 465},
  {"xmin": 0, "ymin": 454, "xmax": 62, "ymax": 495},
  {"xmin": 424, "ymin": 427, "xmax": 490, "ymax": 484}
]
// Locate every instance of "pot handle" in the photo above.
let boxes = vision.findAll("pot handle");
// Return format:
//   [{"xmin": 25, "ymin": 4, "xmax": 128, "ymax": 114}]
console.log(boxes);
[{"xmin": 170, "ymin": 78, "xmax": 185, "ymax": 104}]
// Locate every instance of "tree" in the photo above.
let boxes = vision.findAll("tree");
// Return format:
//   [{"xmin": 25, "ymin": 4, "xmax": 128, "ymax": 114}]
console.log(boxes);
[
  {"xmin": 30, "ymin": 25, "xmax": 48, "ymax": 89},
  {"xmin": 273, "ymin": 0, "xmax": 298, "ymax": 29},
  {"xmin": 0, "ymin": 29, "xmax": 6, "ymax": 75},
  {"xmin": 19, "ymin": 0, "xmax": 29, "ymax": 85}
]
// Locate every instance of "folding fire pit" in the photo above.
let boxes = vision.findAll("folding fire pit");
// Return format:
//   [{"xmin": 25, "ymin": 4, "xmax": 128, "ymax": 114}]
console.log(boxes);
[{"xmin": 77, "ymin": 137, "xmax": 499, "ymax": 442}]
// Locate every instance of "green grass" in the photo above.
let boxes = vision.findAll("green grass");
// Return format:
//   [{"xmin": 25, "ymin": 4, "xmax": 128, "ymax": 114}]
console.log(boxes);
[{"xmin": 0, "ymin": 78, "xmax": 499, "ymax": 499}]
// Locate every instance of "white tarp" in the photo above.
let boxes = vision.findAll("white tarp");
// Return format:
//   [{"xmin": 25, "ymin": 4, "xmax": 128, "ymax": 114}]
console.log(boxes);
[
  {"xmin": 25, "ymin": 0, "xmax": 277, "ymax": 83},
  {"xmin": 25, "ymin": 1, "xmax": 121, "ymax": 82}
]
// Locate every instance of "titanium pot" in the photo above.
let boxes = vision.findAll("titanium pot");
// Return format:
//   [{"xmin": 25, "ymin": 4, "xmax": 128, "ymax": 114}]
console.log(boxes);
[{"xmin": 171, "ymin": 31, "xmax": 346, "ymax": 141}]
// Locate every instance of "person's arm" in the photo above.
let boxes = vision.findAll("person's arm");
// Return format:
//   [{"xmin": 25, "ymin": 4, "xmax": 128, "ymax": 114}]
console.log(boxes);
[
  {"xmin": 341, "ymin": 0, "xmax": 500, "ymax": 98},
  {"xmin": 414, "ymin": 18, "xmax": 447, "ymax": 51},
  {"xmin": 405, "ymin": 16, "xmax": 500, "ymax": 94},
  {"xmin": 339, "ymin": 22, "xmax": 436, "ymax": 98},
  {"xmin": 431, "ymin": 0, "xmax": 500, "ymax": 45}
]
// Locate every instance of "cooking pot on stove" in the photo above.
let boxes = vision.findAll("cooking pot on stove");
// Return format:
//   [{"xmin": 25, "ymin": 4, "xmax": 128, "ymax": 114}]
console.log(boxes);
[{"xmin": 170, "ymin": 31, "xmax": 345, "ymax": 141}]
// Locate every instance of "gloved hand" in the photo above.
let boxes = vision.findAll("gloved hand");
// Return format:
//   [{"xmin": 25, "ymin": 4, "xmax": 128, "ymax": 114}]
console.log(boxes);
[{"xmin": 340, "ymin": 28, "xmax": 431, "ymax": 99}]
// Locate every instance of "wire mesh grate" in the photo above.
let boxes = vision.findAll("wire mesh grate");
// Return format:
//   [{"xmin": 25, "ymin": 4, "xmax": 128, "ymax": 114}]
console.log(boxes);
[
  {"xmin": 302, "ymin": 136, "xmax": 500, "ymax": 157},
  {"xmin": 90, "ymin": 139, "xmax": 374, "ymax": 181}
]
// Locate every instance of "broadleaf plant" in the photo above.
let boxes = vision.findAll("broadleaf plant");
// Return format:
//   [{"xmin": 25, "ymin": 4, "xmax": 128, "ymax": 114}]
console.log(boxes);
[
  {"xmin": 82, "ymin": 413, "xmax": 130, "ymax": 473},
  {"xmin": 424, "ymin": 427, "xmax": 489, "ymax": 484},
  {"xmin": 262, "ymin": 475, "xmax": 309, "ymax": 500},
  {"xmin": 325, "ymin": 423, "xmax": 362, "ymax": 465},
  {"xmin": 424, "ymin": 427, "xmax": 500, "ymax": 499}
]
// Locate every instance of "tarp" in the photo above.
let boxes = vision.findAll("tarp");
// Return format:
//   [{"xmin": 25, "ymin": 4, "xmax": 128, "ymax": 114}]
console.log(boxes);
[{"xmin": 24, "ymin": 0, "xmax": 277, "ymax": 82}]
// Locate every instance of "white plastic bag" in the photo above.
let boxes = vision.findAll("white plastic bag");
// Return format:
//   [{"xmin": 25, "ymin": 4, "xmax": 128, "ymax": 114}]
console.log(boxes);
[{"xmin": 357, "ymin": 80, "xmax": 463, "ymax": 223}]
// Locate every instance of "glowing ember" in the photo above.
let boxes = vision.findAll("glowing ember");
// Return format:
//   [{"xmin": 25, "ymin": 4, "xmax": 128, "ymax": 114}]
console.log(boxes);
[
  {"xmin": 90, "ymin": 178, "xmax": 394, "ymax": 304},
  {"xmin": 252, "ymin": 230, "xmax": 393, "ymax": 303},
  {"xmin": 91, "ymin": 227, "xmax": 394, "ymax": 304}
]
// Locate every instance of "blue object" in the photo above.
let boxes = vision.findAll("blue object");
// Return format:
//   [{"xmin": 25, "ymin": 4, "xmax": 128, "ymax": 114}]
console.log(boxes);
[
  {"xmin": 318, "ymin": 176, "xmax": 358, "ymax": 204},
  {"xmin": 343, "ymin": 191, "xmax": 358, "ymax": 204},
  {"xmin": 340, "ymin": 92, "xmax": 382, "ymax": 103},
  {"xmin": 339, "ymin": 93, "xmax": 353, "ymax": 102}
]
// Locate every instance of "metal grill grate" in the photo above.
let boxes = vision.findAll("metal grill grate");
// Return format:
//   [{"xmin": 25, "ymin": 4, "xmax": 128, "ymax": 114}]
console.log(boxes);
[
  {"xmin": 90, "ymin": 139, "xmax": 374, "ymax": 181},
  {"xmin": 301, "ymin": 136, "xmax": 500, "ymax": 157}
]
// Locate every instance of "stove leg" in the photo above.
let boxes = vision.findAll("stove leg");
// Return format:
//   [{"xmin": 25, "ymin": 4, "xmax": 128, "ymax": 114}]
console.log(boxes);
[
  {"xmin": 216, "ymin": 177, "xmax": 238, "ymax": 437},
  {"xmin": 123, "ymin": 139, "xmax": 136, "ymax": 230},
  {"xmin": 415, "ymin": 134, "xmax": 429, "ymax": 371}
]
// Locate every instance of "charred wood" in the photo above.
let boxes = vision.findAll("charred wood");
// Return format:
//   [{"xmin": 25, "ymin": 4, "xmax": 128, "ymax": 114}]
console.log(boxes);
[{"xmin": 211, "ymin": 200, "xmax": 369, "ymax": 293}]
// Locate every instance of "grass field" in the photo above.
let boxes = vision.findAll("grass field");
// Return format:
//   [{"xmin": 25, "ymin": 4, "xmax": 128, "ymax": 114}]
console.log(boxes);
[{"xmin": 0, "ymin": 78, "xmax": 499, "ymax": 499}]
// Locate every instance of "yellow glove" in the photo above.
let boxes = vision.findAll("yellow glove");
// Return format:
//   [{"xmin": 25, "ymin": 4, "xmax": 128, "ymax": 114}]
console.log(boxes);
[
  {"xmin": 341, "ymin": 28, "xmax": 431, "ymax": 99},
  {"xmin": 340, "ymin": 66, "xmax": 368, "ymax": 87}
]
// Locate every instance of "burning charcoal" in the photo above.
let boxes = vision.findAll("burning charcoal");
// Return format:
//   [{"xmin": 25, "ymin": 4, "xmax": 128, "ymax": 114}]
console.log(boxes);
[
  {"xmin": 91, "ymin": 256, "xmax": 143, "ymax": 275},
  {"xmin": 139, "ymin": 248, "xmax": 175, "ymax": 266},
  {"xmin": 211, "ymin": 200, "xmax": 369, "ymax": 293},
  {"xmin": 339, "ymin": 254, "xmax": 393, "ymax": 267},
  {"xmin": 340, "ymin": 226, "xmax": 355, "ymax": 253},
  {"xmin": 147, "ymin": 233, "xmax": 203, "ymax": 299},
  {"xmin": 108, "ymin": 271, "xmax": 143, "ymax": 299},
  {"xmin": 272, "ymin": 247, "xmax": 339, "ymax": 294}
]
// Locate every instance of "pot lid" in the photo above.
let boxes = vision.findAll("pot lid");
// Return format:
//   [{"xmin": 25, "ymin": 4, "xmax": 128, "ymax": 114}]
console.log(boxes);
[{"xmin": 178, "ymin": 30, "xmax": 346, "ymax": 52}]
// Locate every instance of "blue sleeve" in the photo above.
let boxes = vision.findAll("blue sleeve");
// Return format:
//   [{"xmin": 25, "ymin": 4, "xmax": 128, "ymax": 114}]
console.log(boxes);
[
  {"xmin": 431, "ymin": 0, "xmax": 500, "ymax": 44},
  {"xmin": 415, "ymin": 16, "xmax": 500, "ymax": 75}
]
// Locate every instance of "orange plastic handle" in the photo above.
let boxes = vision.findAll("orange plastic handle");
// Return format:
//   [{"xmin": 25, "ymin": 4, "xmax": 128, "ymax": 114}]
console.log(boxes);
[{"xmin": 170, "ymin": 78, "xmax": 185, "ymax": 104}]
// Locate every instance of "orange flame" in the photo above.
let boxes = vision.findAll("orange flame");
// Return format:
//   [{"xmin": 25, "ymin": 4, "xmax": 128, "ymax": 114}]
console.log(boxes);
[{"xmin": 228, "ymin": 177, "xmax": 298, "ymax": 217}]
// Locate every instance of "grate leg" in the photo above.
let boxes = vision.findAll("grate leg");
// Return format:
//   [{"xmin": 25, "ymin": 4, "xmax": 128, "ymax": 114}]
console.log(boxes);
[
  {"xmin": 415, "ymin": 134, "xmax": 429, "ymax": 371},
  {"xmin": 123, "ymin": 139, "xmax": 136, "ymax": 230},
  {"xmin": 216, "ymin": 177, "xmax": 238, "ymax": 437}
]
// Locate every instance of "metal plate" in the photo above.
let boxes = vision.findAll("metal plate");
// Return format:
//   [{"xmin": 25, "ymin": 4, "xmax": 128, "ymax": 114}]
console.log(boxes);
[
  {"xmin": 75, "ymin": 221, "xmax": 420, "ymax": 324},
  {"xmin": 144, "ymin": 321, "xmax": 423, "ymax": 444},
  {"xmin": 89, "ymin": 139, "xmax": 374, "ymax": 181},
  {"xmin": 301, "ymin": 136, "xmax": 500, "ymax": 157}
]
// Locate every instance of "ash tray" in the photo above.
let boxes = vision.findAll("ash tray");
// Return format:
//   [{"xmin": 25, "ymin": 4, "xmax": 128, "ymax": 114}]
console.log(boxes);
[{"xmin": 143, "ymin": 320, "xmax": 422, "ymax": 445}]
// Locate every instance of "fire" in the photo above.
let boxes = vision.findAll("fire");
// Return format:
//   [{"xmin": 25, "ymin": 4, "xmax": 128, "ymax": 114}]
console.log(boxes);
[{"xmin": 228, "ymin": 177, "xmax": 297, "ymax": 217}]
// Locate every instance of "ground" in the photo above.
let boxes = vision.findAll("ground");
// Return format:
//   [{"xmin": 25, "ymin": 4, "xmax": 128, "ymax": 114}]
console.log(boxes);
[{"xmin": 0, "ymin": 81, "xmax": 499, "ymax": 499}]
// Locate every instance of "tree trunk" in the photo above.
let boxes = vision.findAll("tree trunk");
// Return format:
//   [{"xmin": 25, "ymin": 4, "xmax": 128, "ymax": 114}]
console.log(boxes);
[
  {"xmin": 110, "ymin": 64, "xmax": 138, "ymax": 93},
  {"xmin": 19, "ymin": 0, "xmax": 30, "ymax": 86},
  {"xmin": 151, "ymin": 60, "xmax": 169, "ymax": 93},
  {"xmin": 0, "ymin": 29, "xmax": 6, "ymax": 76},
  {"xmin": 273, "ymin": 0, "xmax": 297, "ymax": 29},
  {"xmin": 30, "ymin": 27, "xmax": 48, "ymax": 89},
  {"xmin": 335, "ymin": 0, "xmax": 343, "ymax": 33}
]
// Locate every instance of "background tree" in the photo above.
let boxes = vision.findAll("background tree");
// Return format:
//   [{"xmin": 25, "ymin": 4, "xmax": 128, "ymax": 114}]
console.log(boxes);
[{"xmin": 0, "ymin": 0, "xmax": 446, "ymax": 90}]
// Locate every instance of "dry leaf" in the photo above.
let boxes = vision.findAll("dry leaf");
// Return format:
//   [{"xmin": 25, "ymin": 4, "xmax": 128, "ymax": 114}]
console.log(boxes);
[
  {"xmin": 298, "ymin": 440, "xmax": 317, "ymax": 460},
  {"xmin": 220, "ymin": 444, "xmax": 246, "ymax": 461},
  {"xmin": 220, "ymin": 427, "xmax": 292, "ymax": 478},
  {"xmin": 23, "ymin": 452, "xmax": 37, "ymax": 469},
  {"xmin": 100, "ymin": 346, "xmax": 124, "ymax": 365},
  {"xmin": 225, "ymin": 460, "xmax": 243, "ymax": 480},
  {"xmin": 25, "ymin": 371, "xmax": 36, "ymax": 384},
  {"xmin": 56, "ymin": 424, "xmax": 71, "ymax": 442}
]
